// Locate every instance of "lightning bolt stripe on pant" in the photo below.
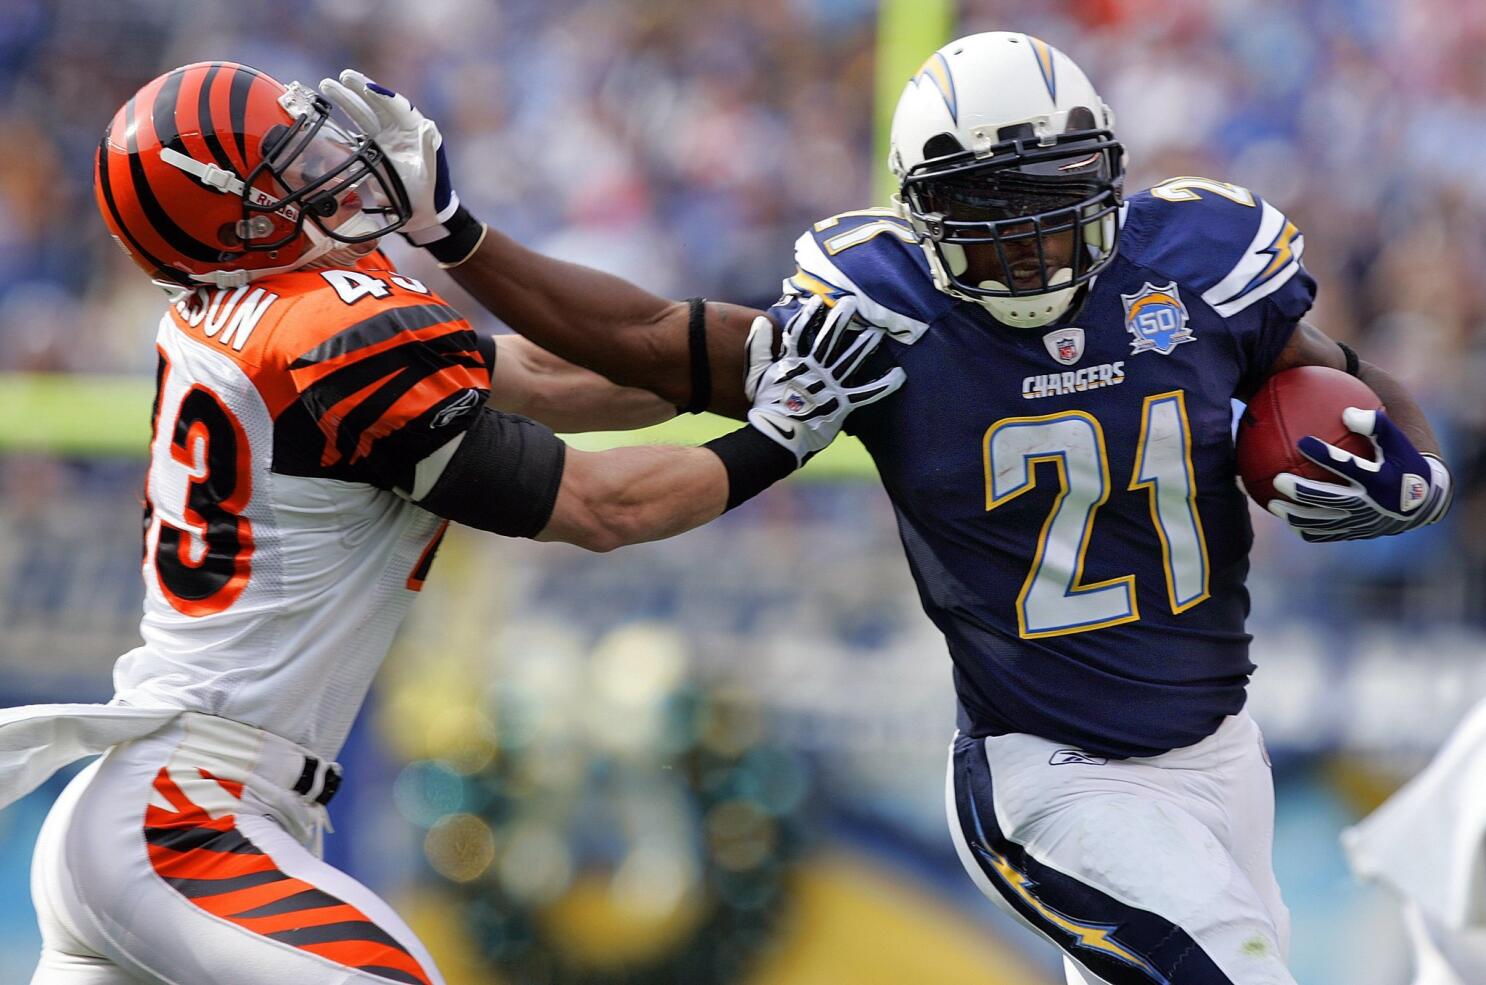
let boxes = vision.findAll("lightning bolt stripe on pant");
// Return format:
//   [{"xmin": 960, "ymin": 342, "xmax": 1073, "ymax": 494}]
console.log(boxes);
[{"xmin": 950, "ymin": 734, "xmax": 1234, "ymax": 985}]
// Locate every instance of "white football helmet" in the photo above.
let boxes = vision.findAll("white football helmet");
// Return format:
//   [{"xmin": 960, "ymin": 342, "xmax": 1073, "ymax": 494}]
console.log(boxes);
[{"xmin": 889, "ymin": 32, "xmax": 1124, "ymax": 328}]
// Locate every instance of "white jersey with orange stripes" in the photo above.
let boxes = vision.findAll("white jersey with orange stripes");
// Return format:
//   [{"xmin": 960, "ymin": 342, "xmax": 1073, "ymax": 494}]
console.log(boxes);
[{"xmin": 116, "ymin": 251, "xmax": 492, "ymax": 761}]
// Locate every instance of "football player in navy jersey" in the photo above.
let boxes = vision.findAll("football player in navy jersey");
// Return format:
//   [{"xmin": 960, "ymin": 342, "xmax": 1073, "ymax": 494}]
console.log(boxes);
[{"xmin": 331, "ymin": 31, "xmax": 1452, "ymax": 984}]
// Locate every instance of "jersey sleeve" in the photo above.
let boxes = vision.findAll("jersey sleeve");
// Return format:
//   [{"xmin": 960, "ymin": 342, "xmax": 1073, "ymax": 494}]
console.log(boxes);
[
  {"xmin": 285, "ymin": 297, "xmax": 494, "ymax": 492},
  {"xmin": 1125, "ymin": 181, "xmax": 1318, "ymax": 391},
  {"xmin": 768, "ymin": 210, "xmax": 951, "ymax": 344}
]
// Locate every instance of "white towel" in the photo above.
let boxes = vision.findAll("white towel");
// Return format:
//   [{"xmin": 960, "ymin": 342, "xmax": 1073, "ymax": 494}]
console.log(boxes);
[
  {"xmin": 0, "ymin": 700, "xmax": 183, "ymax": 813},
  {"xmin": 1343, "ymin": 698, "xmax": 1486, "ymax": 930}
]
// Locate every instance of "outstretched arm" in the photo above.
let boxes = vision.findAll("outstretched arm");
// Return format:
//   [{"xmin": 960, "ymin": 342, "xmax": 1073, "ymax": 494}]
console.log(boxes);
[
  {"xmin": 489, "ymin": 335, "xmax": 676, "ymax": 433},
  {"xmin": 321, "ymin": 70, "xmax": 760, "ymax": 420},
  {"xmin": 459, "ymin": 232, "xmax": 761, "ymax": 419},
  {"xmin": 416, "ymin": 296, "xmax": 903, "ymax": 552}
]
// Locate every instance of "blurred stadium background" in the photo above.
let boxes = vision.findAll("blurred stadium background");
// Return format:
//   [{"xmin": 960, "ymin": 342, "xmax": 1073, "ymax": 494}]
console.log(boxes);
[{"xmin": 1, "ymin": 0, "xmax": 1484, "ymax": 981}]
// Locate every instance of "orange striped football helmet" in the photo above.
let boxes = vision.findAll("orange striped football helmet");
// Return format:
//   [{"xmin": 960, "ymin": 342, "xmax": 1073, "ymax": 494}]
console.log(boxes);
[{"xmin": 95, "ymin": 62, "xmax": 411, "ymax": 295}]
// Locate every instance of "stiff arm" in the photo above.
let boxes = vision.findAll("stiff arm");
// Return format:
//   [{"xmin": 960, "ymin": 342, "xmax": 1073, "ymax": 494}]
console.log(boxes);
[{"xmin": 448, "ymin": 227, "xmax": 764, "ymax": 420}]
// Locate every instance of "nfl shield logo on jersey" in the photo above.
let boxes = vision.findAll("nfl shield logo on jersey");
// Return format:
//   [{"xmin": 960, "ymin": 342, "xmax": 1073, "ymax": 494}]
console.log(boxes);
[
  {"xmin": 1122, "ymin": 282, "xmax": 1194, "ymax": 356},
  {"xmin": 1043, "ymin": 327, "xmax": 1085, "ymax": 366}
]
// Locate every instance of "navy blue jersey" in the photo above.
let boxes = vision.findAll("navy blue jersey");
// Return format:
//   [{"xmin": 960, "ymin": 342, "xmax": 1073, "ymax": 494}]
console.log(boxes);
[{"xmin": 769, "ymin": 180, "xmax": 1315, "ymax": 757}]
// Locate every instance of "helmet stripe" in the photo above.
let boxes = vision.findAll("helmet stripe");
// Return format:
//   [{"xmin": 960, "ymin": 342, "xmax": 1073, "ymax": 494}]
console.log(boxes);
[
  {"xmin": 227, "ymin": 65, "xmax": 256, "ymax": 164},
  {"xmin": 196, "ymin": 63, "xmax": 239, "ymax": 172},
  {"xmin": 95, "ymin": 125, "xmax": 184, "ymax": 285},
  {"xmin": 123, "ymin": 95, "xmax": 225, "ymax": 264},
  {"xmin": 151, "ymin": 67, "xmax": 186, "ymax": 154},
  {"xmin": 915, "ymin": 53, "xmax": 958, "ymax": 125},
  {"xmin": 1027, "ymin": 36, "xmax": 1058, "ymax": 102}
]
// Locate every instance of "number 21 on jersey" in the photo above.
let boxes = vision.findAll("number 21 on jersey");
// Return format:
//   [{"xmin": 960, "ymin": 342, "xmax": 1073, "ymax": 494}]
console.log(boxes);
[
  {"xmin": 983, "ymin": 392, "xmax": 1209, "ymax": 638},
  {"xmin": 144, "ymin": 349, "xmax": 254, "ymax": 616}
]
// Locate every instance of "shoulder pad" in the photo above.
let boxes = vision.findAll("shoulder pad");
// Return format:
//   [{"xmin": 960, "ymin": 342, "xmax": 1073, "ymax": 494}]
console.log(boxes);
[
  {"xmin": 784, "ymin": 210, "xmax": 951, "ymax": 343},
  {"xmin": 257, "ymin": 267, "xmax": 460, "ymax": 362},
  {"xmin": 1122, "ymin": 178, "xmax": 1310, "ymax": 319}
]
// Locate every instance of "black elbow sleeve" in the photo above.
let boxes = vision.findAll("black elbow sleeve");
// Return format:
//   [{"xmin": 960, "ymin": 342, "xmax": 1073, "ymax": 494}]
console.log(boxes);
[{"xmin": 419, "ymin": 407, "xmax": 567, "ymax": 538}]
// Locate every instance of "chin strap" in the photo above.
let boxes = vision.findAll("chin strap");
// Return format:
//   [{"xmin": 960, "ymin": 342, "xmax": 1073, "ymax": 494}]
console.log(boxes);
[
  {"xmin": 159, "ymin": 147, "xmax": 246, "ymax": 196},
  {"xmin": 159, "ymin": 147, "xmax": 382, "ymax": 288}
]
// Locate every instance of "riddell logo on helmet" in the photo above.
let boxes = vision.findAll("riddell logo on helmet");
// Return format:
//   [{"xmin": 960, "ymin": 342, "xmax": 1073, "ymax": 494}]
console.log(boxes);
[{"xmin": 246, "ymin": 187, "xmax": 299, "ymax": 223}]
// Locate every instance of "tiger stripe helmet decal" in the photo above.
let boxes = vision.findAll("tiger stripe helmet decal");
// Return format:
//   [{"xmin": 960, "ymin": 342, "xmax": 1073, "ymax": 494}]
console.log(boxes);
[
  {"xmin": 95, "ymin": 61, "xmax": 411, "ymax": 294},
  {"xmin": 96, "ymin": 63, "xmax": 299, "ymax": 288}
]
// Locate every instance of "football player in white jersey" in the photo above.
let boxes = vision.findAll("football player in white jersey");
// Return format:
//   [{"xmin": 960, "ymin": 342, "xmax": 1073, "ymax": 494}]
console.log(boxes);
[
  {"xmin": 3, "ymin": 61, "xmax": 903, "ymax": 984},
  {"xmin": 337, "ymin": 30, "xmax": 1454, "ymax": 985}
]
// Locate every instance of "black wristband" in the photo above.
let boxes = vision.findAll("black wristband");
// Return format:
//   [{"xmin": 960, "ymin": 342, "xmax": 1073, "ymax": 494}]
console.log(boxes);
[
  {"xmin": 1337, "ymin": 340, "xmax": 1361, "ymax": 378},
  {"xmin": 682, "ymin": 297, "xmax": 711, "ymax": 414},
  {"xmin": 704, "ymin": 425, "xmax": 797, "ymax": 511},
  {"xmin": 421, "ymin": 205, "xmax": 486, "ymax": 265}
]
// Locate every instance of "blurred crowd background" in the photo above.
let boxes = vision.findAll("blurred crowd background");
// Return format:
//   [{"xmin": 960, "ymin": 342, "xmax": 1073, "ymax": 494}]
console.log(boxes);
[{"xmin": 1, "ymin": 0, "xmax": 1483, "ymax": 983}]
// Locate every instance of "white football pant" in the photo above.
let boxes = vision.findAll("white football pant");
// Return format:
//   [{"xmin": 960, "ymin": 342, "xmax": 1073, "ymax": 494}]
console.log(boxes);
[
  {"xmin": 947, "ymin": 711, "xmax": 1295, "ymax": 985},
  {"xmin": 29, "ymin": 713, "xmax": 444, "ymax": 984}
]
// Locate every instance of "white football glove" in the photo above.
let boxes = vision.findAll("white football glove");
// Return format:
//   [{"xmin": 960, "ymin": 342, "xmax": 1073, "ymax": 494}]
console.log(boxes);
[
  {"xmin": 319, "ymin": 70, "xmax": 462, "ymax": 244},
  {"xmin": 742, "ymin": 313, "xmax": 777, "ymax": 403},
  {"xmin": 747, "ymin": 296, "xmax": 905, "ymax": 464}
]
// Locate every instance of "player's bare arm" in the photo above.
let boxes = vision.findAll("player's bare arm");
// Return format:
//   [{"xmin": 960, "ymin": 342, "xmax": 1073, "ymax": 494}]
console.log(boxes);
[
  {"xmin": 320, "ymin": 71, "xmax": 760, "ymax": 420},
  {"xmin": 1259, "ymin": 320, "xmax": 1441, "ymax": 455},
  {"xmin": 1257, "ymin": 320, "xmax": 1452, "ymax": 540},
  {"xmin": 489, "ymin": 334, "xmax": 676, "ymax": 433},
  {"xmin": 418, "ymin": 296, "xmax": 902, "ymax": 552},
  {"xmin": 461, "ymin": 237, "xmax": 760, "ymax": 419}
]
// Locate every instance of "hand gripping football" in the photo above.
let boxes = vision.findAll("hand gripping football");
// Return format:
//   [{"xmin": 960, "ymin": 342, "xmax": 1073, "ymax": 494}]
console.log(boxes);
[{"xmin": 1236, "ymin": 366, "xmax": 1384, "ymax": 509}]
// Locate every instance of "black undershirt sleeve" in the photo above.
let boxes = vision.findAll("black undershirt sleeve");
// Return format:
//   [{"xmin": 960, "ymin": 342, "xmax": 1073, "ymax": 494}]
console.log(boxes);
[{"xmin": 417, "ymin": 406, "xmax": 567, "ymax": 538}]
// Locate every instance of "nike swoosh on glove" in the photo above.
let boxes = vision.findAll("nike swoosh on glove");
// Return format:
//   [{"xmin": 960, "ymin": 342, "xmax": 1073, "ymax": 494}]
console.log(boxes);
[
  {"xmin": 1267, "ymin": 407, "xmax": 1452, "ymax": 542},
  {"xmin": 747, "ymin": 295, "xmax": 905, "ymax": 465}
]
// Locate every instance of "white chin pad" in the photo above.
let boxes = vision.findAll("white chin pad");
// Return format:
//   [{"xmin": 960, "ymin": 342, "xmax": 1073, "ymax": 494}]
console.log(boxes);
[
  {"xmin": 976, "ymin": 266, "xmax": 1073, "ymax": 295},
  {"xmin": 978, "ymin": 268, "xmax": 1077, "ymax": 329}
]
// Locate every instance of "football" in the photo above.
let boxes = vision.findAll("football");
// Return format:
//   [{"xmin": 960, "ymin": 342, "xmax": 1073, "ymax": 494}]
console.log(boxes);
[{"xmin": 1236, "ymin": 366, "xmax": 1384, "ymax": 509}]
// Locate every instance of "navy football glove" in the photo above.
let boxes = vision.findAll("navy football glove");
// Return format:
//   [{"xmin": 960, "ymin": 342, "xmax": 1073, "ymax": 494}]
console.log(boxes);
[
  {"xmin": 319, "ymin": 70, "xmax": 462, "ymax": 246},
  {"xmin": 1268, "ymin": 407, "xmax": 1452, "ymax": 542}
]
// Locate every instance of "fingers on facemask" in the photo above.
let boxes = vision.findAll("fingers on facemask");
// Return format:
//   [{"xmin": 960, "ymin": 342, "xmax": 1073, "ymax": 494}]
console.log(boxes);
[
  {"xmin": 338, "ymin": 69, "xmax": 411, "ymax": 130},
  {"xmin": 319, "ymin": 78, "xmax": 381, "ymax": 136},
  {"xmin": 418, "ymin": 118, "xmax": 443, "ymax": 155}
]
